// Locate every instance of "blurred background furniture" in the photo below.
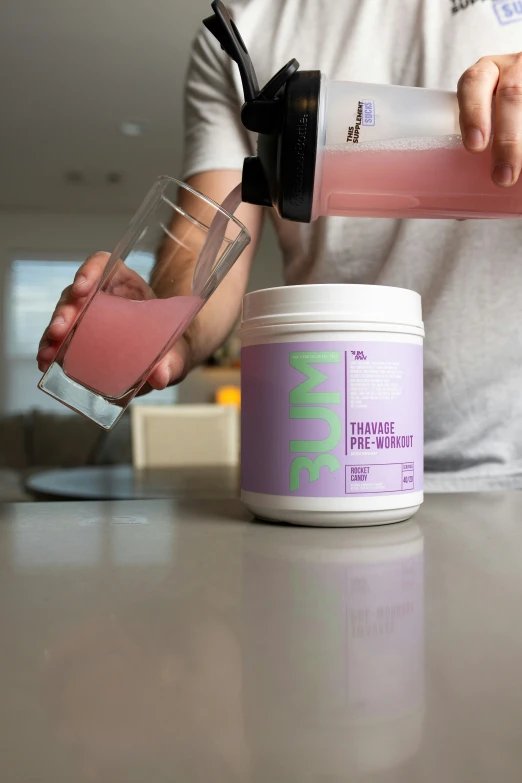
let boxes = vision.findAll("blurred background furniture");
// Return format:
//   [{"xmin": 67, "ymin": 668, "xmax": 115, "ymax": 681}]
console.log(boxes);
[
  {"xmin": 131, "ymin": 404, "xmax": 240, "ymax": 469},
  {"xmin": 23, "ymin": 403, "xmax": 241, "ymax": 500},
  {"xmin": 0, "ymin": 410, "xmax": 115, "ymax": 502},
  {"xmin": 8, "ymin": 398, "xmax": 242, "ymax": 502},
  {"xmin": 25, "ymin": 464, "xmax": 239, "ymax": 500},
  {"xmin": 176, "ymin": 366, "xmax": 240, "ymax": 403}
]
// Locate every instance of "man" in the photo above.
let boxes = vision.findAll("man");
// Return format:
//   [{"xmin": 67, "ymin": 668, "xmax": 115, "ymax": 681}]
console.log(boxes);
[{"xmin": 38, "ymin": 0, "xmax": 522, "ymax": 491}]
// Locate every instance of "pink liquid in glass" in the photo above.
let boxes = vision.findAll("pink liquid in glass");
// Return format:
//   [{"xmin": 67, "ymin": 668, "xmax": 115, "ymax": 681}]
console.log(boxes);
[
  {"xmin": 63, "ymin": 291, "xmax": 202, "ymax": 398},
  {"xmin": 318, "ymin": 137, "xmax": 522, "ymax": 219}
]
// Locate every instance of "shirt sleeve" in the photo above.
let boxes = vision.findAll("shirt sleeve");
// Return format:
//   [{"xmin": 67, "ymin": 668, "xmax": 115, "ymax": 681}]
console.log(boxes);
[{"xmin": 181, "ymin": 26, "xmax": 252, "ymax": 181}]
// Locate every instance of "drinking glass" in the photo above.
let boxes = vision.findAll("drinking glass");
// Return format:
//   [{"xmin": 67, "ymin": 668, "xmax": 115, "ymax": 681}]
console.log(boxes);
[{"xmin": 38, "ymin": 176, "xmax": 250, "ymax": 429}]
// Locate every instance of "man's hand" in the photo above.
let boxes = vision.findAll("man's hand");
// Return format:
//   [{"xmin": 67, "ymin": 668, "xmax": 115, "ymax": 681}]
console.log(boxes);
[
  {"xmin": 36, "ymin": 170, "xmax": 263, "ymax": 395},
  {"xmin": 37, "ymin": 252, "xmax": 191, "ymax": 391},
  {"xmin": 458, "ymin": 53, "xmax": 522, "ymax": 187}
]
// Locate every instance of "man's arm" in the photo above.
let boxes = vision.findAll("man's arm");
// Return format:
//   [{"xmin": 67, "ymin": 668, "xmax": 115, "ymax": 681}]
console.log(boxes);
[{"xmin": 153, "ymin": 169, "xmax": 263, "ymax": 378}]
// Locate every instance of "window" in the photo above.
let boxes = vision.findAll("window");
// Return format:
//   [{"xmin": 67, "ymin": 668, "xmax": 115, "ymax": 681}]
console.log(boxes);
[
  {"xmin": 9, "ymin": 260, "xmax": 83, "ymax": 359},
  {"xmin": 5, "ymin": 255, "xmax": 177, "ymax": 414}
]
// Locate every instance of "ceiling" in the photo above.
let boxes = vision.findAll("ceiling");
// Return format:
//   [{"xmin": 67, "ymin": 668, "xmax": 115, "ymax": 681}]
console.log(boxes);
[{"xmin": 1, "ymin": 0, "xmax": 214, "ymax": 213}]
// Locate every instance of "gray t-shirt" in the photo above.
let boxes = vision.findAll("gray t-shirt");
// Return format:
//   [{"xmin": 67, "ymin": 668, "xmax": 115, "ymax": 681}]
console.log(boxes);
[{"xmin": 183, "ymin": 0, "xmax": 522, "ymax": 492}]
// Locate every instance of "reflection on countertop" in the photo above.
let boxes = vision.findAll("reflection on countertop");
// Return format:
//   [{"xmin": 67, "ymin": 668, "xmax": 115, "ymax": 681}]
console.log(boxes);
[
  {"xmin": 242, "ymin": 521, "xmax": 424, "ymax": 781},
  {"xmin": 2, "ymin": 500, "xmax": 248, "ymax": 782}
]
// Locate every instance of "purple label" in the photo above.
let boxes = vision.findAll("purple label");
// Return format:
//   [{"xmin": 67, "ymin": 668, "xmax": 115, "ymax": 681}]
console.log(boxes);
[{"xmin": 241, "ymin": 340, "xmax": 423, "ymax": 497}]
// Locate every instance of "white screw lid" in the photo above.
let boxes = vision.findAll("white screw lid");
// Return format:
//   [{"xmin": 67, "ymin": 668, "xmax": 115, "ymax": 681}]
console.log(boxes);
[{"xmin": 242, "ymin": 284, "xmax": 423, "ymax": 329}]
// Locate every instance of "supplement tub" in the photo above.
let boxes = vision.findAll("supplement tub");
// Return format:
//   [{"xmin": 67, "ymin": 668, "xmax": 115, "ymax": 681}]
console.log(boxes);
[{"xmin": 240, "ymin": 284, "xmax": 424, "ymax": 526}]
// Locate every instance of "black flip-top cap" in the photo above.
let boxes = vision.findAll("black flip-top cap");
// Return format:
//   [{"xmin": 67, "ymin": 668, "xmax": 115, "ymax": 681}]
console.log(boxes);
[
  {"xmin": 276, "ymin": 70, "xmax": 320, "ymax": 222},
  {"xmin": 244, "ymin": 71, "xmax": 320, "ymax": 223},
  {"xmin": 203, "ymin": 0, "xmax": 259, "ymax": 101},
  {"xmin": 204, "ymin": 1, "xmax": 320, "ymax": 223}
]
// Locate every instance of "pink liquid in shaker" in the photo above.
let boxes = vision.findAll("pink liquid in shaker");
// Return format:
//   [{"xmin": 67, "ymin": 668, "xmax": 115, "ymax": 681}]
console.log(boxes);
[
  {"xmin": 63, "ymin": 291, "xmax": 202, "ymax": 398},
  {"xmin": 319, "ymin": 138, "xmax": 522, "ymax": 219}
]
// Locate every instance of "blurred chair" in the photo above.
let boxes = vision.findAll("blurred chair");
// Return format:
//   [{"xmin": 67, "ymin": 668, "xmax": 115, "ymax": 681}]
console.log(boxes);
[{"xmin": 131, "ymin": 404, "xmax": 239, "ymax": 469}]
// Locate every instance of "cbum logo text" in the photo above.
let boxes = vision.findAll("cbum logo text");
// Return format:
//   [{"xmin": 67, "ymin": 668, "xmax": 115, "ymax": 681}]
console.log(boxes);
[{"xmin": 288, "ymin": 352, "xmax": 342, "ymax": 493}]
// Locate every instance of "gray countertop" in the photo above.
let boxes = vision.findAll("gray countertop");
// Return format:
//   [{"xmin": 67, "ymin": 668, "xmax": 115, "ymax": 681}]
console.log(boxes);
[{"xmin": 1, "ymin": 491, "xmax": 521, "ymax": 781}]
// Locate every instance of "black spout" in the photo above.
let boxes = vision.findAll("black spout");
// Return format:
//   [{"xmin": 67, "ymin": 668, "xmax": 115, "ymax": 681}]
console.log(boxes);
[
  {"xmin": 203, "ymin": 1, "xmax": 259, "ymax": 102},
  {"xmin": 203, "ymin": 1, "xmax": 299, "ymax": 134},
  {"xmin": 202, "ymin": 2, "xmax": 319, "ymax": 223}
]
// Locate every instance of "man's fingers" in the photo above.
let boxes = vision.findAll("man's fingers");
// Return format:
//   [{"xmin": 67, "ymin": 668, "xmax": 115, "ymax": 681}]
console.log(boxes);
[
  {"xmin": 37, "ymin": 341, "xmax": 57, "ymax": 372},
  {"xmin": 458, "ymin": 57, "xmax": 499, "ymax": 152},
  {"xmin": 38, "ymin": 287, "xmax": 77, "ymax": 353},
  {"xmin": 492, "ymin": 55, "xmax": 522, "ymax": 186},
  {"xmin": 46, "ymin": 304, "xmax": 79, "ymax": 339},
  {"xmin": 146, "ymin": 341, "xmax": 191, "ymax": 391},
  {"xmin": 71, "ymin": 252, "xmax": 109, "ymax": 297},
  {"xmin": 37, "ymin": 252, "xmax": 110, "ymax": 371},
  {"xmin": 458, "ymin": 53, "xmax": 522, "ymax": 186}
]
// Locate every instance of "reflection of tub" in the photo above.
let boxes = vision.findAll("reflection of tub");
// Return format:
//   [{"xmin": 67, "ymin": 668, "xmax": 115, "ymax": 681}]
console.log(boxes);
[{"xmin": 242, "ymin": 520, "xmax": 424, "ymax": 778}]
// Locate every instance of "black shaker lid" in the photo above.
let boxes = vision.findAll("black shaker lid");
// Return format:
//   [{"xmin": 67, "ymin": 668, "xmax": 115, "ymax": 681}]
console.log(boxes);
[{"xmin": 203, "ymin": 1, "xmax": 320, "ymax": 223}]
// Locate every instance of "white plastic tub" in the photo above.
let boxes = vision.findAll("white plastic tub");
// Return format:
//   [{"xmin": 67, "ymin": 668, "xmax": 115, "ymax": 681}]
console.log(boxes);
[{"xmin": 240, "ymin": 284, "xmax": 424, "ymax": 526}]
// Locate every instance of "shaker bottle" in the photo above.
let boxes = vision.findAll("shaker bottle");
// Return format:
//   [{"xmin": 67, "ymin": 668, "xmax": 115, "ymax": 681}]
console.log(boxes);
[{"xmin": 205, "ymin": 1, "xmax": 522, "ymax": 222}]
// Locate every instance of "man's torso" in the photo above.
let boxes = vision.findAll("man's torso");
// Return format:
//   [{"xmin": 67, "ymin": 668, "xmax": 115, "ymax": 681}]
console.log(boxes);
[{"xmin": 227, "ymin": 0, "xmax": 522, "ymax": 488}]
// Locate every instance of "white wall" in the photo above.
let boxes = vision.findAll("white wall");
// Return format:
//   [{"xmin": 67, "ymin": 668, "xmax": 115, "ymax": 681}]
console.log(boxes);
[{"xmin": 0, "ymin": 210, "xmax": 283, "ymax": 414}]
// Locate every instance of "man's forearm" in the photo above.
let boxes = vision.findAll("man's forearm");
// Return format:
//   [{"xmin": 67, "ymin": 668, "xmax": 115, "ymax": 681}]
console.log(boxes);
[{"xmin": 150, "ymin": 170, "xmax": 264, "ymax": 369}]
